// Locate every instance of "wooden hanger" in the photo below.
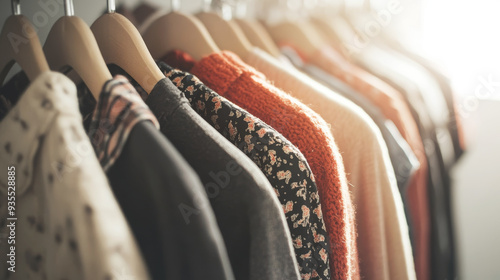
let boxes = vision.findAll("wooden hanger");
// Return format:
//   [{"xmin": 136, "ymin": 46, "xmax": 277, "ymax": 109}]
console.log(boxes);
[
  {"xmin": 265, "ymin": 20, "xmax": 324, "ymax": 58},
  {"xmin": 265, "ymin": 19, "xmax": 325, "ymax": 58},
  {"xmin": 0, "ymin": 0, "xmax": 49, "ymax": 85},
  {"xmin": 233, "ymin": 18, "xmax": 281, "ymax": 58},
  {"xmin": 309, "ymin": 1, "xmax": 366, "ymax": 59},
  {"xmin": 309, "ymin": 17, "xmax": 345, "ymax": 50},
  {"xmin": 195, "ymin": 10, "xmax": 252, "ymax": 59},
  {"xmin": 91, "ymin": 1, "xmax": 164, "ymax": 94},
  {"xmin": 43, "ymin": 0, "xmax": 112, "ymax": 99},
  {"xmin": 141, "ymin": 0, "xmax": 220, "ymax": 62}
]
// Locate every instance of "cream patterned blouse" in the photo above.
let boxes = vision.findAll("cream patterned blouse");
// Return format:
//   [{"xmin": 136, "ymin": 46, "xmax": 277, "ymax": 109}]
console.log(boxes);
[{"xmin": 0, "ymin": 72, "xmax": 149, "ymax": 280}]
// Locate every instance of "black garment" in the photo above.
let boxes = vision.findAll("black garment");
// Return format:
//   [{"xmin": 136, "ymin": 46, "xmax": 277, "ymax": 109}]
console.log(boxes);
[
  {"xmin": 108, "ymin": 121, "xmax": 234, "ymax": 280},
  {"xmin": 145, "ymin": 78, "xmax": 300, "ymax": 280},
  {"xmin": 0, "ymin": 70, "xmax": 27, "ymax": 121}
]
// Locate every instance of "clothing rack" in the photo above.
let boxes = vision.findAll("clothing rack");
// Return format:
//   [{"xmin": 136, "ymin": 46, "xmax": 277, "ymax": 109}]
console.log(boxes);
[{"xmin": 0, "ymin": 1, "xmax": 489, "ymax": 280}]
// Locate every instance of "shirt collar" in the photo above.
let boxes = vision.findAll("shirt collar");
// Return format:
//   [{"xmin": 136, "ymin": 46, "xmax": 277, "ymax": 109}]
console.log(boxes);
[
  {"xmin": 145, "ymin": 77, "xmax": 187, "ymax": 125},
  {"xmin": 0, "ymin": 72, "xmax": 79, "ymax": 195},
  {"xmin": 88, "ymin": 75, "xmax": 160, "ymax": 171}
]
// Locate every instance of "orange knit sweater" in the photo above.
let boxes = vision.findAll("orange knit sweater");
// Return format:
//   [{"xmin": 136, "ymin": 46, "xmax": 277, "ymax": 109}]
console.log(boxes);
[{"xmin": 170, "ymin": 51, "xmax": 360, "ymax": 280}]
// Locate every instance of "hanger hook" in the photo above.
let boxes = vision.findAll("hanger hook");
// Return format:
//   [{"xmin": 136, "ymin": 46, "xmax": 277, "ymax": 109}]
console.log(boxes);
[
  {"xmin": 171, "ymin": 0, "xmax": 180, "ymax": 12},
  {"xmin": 11, "ymin": 0, "xmax": 21, "ymax": 15},
  {"xmin": 107, "ymin": 0, "xmax": 116, "ymax": 13},
  {"xmin": 64, "ymin": 0, "xmax": 74, "ymax": 16}
]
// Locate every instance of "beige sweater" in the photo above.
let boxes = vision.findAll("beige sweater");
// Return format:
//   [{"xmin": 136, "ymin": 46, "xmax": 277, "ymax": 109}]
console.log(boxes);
[{"xmin": 244, "ymin": 48, "xmax": 416, "ymax": 280}]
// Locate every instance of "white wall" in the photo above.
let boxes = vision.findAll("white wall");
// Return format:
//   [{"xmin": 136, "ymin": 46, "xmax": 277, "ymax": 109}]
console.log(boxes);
[{"xmin": 452, "ymin": 99, "xmax": 500, "ymax": 280}]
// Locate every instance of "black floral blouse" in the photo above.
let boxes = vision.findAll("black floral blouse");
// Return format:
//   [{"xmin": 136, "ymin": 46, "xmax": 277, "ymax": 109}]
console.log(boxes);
[{"xmin": 157, "ymin": 62, "xmax": 332, "ymax": 280}]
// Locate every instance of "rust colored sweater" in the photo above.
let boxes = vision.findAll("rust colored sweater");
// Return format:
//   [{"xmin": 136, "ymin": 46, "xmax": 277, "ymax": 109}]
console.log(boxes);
[{"xmin": 166, "ymin": 51, "xmax": 360, "ymax": 280}]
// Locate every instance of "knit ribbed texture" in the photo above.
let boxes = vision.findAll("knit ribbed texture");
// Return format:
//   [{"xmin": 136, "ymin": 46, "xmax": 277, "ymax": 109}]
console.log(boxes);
[{"xmin": 182, "ymin": 51, "xmax": 360, "ymax": 280}]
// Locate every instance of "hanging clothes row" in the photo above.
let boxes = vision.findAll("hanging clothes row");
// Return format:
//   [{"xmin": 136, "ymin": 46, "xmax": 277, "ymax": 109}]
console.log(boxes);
[{"xmin": 0, "ymin": 0, "xmax": 465, "ymax": 280}]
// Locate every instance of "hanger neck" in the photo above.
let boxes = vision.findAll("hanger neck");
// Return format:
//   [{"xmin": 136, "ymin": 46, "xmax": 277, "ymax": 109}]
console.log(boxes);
[
  {"xmin": 234, "ymin": 18, "xmax": 281, "ymax": 58},
  {"xmin": 44, "ymin": 16, "xmax": 112, "ymax": 99},
  {"xmin": 196, "ymin": 11, "xmax": 252, "ymax": 59},
  {"xmin": 265, "ymin": 20, "xmax": 324, "ymax": 59},
  {"xmin": 0, "ymin": 15, "xmax": 49, "ymax": 85},
  {"xmin": 142, "ymin": 11, "xmax": 220, "ymax": 62},
  {"xmin": 91, "ymin": 12, "xmax": 164, "ymax": 94}
]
